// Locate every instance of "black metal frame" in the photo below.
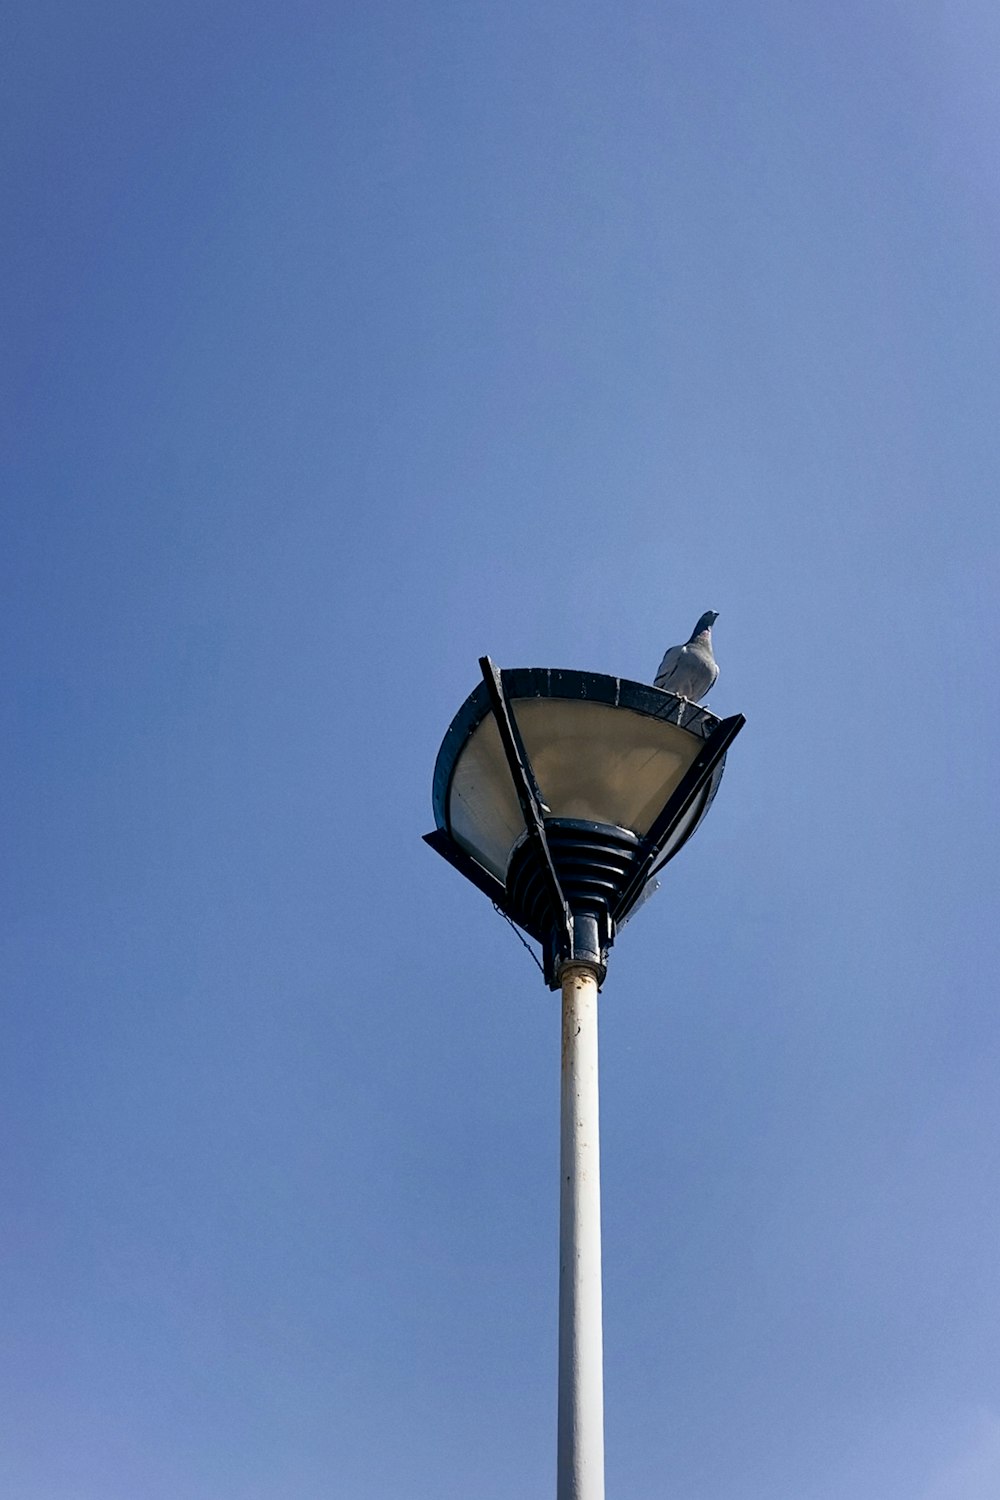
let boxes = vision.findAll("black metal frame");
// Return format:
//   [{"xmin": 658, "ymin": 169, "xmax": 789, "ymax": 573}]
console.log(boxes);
[
  {"xmin": 477, "ymin": 657, "xmax": 574, "ymax": 961},
  {"xmin": 421, "ymin": 828, "xmax": 506, "ymax": 907},
  {"xmin": 612, "ymin": 712, "xmax": 744, "ymax": 922},
  {"xmin": 424, "ymin": 657, "xmax": 744, "ymax": 988}
]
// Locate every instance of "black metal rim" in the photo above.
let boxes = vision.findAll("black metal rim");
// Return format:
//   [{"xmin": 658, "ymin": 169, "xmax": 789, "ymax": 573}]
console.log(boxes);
[{"xmin": 431, "ymin": 667, "xmax": 722, "ymax": 834}]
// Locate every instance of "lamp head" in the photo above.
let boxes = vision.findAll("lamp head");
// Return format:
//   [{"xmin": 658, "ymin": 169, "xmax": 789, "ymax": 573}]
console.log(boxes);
[{"xmin": 424, "ymin": 662, "xmax": 744, "ymax": 987}]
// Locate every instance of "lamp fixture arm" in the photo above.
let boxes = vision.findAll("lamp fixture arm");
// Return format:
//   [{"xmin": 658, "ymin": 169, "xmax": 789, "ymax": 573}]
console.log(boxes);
[
  {"xmin": 478, "ymin": 656, "xmax": 574, "ymax": 956},
  {"xmin": 613, "ymin": 712, "xmax": 745, "ymax": 921}
]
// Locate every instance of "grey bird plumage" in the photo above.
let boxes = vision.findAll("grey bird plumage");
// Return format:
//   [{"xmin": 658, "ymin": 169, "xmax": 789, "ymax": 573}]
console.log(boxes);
[{"xmin": 654, "ymin": 610, "xmax": 720, "ymax": 701}]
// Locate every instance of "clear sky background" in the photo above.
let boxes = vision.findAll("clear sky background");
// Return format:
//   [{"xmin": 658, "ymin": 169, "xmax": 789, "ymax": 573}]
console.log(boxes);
[{"xmin": 3, "ymin": 3, "xmax": 999, "ymax": 1497}]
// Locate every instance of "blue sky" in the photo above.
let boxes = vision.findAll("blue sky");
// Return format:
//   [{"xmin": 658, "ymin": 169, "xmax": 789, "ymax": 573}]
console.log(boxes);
[{"xmin": 3, "ymin": 2, "xmax": 999, "ymax": 1496}]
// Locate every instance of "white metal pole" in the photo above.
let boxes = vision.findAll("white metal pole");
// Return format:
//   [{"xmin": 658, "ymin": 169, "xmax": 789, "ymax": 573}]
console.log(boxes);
[{"xmin": 557, "ymin": 962, "xmax": 605, "ymax": 1500}]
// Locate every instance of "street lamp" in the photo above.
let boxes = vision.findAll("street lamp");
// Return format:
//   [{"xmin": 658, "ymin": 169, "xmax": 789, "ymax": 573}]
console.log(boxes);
[{"xmin": 424, "ymin": 658, "xmax": 744, "ymax": 1500}]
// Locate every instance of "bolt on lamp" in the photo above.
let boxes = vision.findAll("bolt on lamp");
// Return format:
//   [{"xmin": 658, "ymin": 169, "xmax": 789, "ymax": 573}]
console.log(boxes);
[{"xmin": 424, "ymin": 658, "xmax": 744, "ymax": 1500}]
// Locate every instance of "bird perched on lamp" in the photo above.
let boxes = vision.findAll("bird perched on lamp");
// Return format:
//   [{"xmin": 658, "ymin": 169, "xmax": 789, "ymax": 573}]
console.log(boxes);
[{"xmin": 654, "ymin": 611, "xmax": 719, "ymax": 702}]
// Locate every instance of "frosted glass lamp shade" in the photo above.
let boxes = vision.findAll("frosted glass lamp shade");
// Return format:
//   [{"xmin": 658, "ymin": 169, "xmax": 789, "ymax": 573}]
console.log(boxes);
[{"xmin": 432, "ymin": 669, "xmax": 730, "ymax": 889}]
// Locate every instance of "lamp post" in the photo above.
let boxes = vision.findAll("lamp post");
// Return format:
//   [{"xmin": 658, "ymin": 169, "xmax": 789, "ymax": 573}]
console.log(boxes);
[{"xmin": 424, "ymin": 658, "xmax": 744, "ymax": 1500}]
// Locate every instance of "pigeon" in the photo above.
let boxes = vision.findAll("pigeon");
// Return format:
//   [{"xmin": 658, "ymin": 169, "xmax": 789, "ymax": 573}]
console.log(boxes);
[{"xmin": 654, "ymin": 611, "xmax": 719, "ymax": 701}]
